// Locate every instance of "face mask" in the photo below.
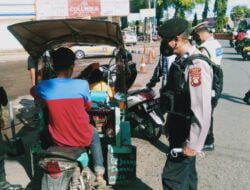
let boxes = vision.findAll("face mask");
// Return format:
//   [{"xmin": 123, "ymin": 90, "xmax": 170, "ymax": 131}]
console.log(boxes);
[{"xmin": 160, "ymin": 39, "xmax": 174, "ymax": 56}]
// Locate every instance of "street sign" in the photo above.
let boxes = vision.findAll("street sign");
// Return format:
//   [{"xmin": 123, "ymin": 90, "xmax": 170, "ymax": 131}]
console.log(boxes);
[{"xmin": 140, "ymin": 8, "xmax": 156, "ymax": 19}]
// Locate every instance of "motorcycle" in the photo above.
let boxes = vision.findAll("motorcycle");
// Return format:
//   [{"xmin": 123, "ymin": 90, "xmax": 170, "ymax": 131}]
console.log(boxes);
[
  {"xmin": 229, "ymin": 31, "xmax": 237, "ymax": 48},
  {"xmin": 100, "ymin": 60, "xmax": 164, "ymax": 142},
  {"xmin": 241, "ymin": 38, "xmax": 250, "ymax": 61},
  {"xmin": 235, "ymin": 31, "xmax": 246, "ymax": 54},
  {"xmin": 8, "ymin": 19, "xmax": 135, "ymax": 188},
  {"xmin": 127, "ymin": 87, "xmax": 163, "ymax": 142},
  {"xmin": 38, "ymin": 146, "xmax": 91, "ymax": 190}
]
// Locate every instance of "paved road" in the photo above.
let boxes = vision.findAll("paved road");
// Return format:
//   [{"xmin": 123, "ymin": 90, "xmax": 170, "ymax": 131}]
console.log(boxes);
[{"xmin": 1, "ymin": 40, "xmax": 250, "ymax": 190}]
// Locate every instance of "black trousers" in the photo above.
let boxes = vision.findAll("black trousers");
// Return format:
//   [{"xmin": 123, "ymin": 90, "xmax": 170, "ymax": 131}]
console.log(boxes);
[
  {"xmin": 162, "ymin": 156, "xmax": 197, "ymax": 190},
  {"xmin": 163, "ymin": 114, "xmax": 197, "ymax": 190}
]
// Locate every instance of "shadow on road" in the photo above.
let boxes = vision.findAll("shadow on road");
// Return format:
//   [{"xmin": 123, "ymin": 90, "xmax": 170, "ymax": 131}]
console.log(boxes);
[
  {"xmin": 223, "ymin": 51, "xmax": 238, "ymax": 55},
  {"xmin": 112, "ymin": 178, "xmax": 154, "ymax": 190},
  {"xmin": 220, "ymin": 93, "xmax": 245, "ymax": 105},
  {"xmin": 223, "ymin": 57, "xmax": 243, "ymax": 61}
]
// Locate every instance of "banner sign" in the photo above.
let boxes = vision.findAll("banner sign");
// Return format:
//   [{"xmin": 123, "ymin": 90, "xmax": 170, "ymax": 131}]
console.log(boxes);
[
  {"xmin": 68, "ymin": 0, "xmax": 101, "ymax": 18},
  {"xmin": 36, "ymin": 0, "xmax": 129, "ymax": 19}
]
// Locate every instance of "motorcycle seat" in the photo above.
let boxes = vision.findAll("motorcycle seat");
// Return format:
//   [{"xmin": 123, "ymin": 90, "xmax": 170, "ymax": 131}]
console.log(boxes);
[
  {"xmin": 39, "ymin": 146, "xmax": 87, "ymax": 161},
  {"xmin": 128, "ymin": 87, "xmax": 148, "ymax": 95}
]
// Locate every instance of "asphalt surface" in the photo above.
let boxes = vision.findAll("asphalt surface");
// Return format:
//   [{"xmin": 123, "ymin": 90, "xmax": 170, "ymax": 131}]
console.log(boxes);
[{"xmin": 0, "ymin": 40, "xmax": 250, "ymax": 190}]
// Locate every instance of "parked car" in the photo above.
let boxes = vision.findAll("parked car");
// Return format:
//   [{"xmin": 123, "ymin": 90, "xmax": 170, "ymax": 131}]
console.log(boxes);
[
  {"xmin": 70, "ymin": 45, "xmax": 116, "ymax": 59},
  {"xmin": 122, "ymin": 30, "xmax": 137, "ymax": 45}
]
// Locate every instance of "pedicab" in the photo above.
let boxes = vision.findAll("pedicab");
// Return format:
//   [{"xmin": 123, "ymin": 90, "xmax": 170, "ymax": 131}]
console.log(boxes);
[{"xmin": 8, "ymin": 19, "xmax": 136, "ymax": 189}]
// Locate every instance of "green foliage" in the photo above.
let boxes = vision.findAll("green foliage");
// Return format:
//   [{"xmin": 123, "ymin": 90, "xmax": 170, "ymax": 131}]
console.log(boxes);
[
  {"xmin": 171, "ymin": 0, "xmax": 206, "ymax": 18},
  {"xmin": 202, "ymin": 0, "xmax": 209, "ymax": 21},
  {"xmin": 130, "ymin": 0, "xmax": 147, "ymax": 13},
  {"xmin": 213, "ymin": 0, "xmax": 228, "ymax": 32},
  {"xmin": 130, "ymin": 0, "xmax": 208, "ymax": 25},
  {"xmin": 246, "ymin": 8, "xmax": 250, "ymax": 17},
  {"xmin": 192, "ymin": 13, "xmax": 198, "ymax": 26},
  {"xmin": 230, "ymin": 6, "xmax": 250, "ymax": 21},
  {"xmin": 238, "ymin": 20, "xmax": 248, "ymax": 31},
  {"xmin": 213, "ymin": 0, "xmax": 227, "ymax": 16}
]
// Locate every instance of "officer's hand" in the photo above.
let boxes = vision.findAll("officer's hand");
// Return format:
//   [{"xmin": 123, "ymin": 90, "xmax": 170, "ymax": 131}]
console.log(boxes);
[{"xmin": 183, "ymin": 146, "xmax": 197, "ymax": 157}]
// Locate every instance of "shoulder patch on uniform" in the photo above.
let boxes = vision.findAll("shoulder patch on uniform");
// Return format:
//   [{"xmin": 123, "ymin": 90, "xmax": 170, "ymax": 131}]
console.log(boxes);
[{"xmin": 189, "ymin": 67, "xmax": 202, "ymax": 87}]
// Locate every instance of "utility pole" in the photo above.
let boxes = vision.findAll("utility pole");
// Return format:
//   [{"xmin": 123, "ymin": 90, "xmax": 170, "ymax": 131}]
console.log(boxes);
[
  {"xmin": 148, "ymin": 0, "xmax": 152, "ymax": 42},
  {"xmin": 153, "ymin": 0, "xmax": 156, "ymax": 38}
]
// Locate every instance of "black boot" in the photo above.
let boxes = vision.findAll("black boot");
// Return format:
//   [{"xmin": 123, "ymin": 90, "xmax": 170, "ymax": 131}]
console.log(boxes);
[
  {"xmin": 243, "ymin": 90, "xmax": 250, "ymax": 105},
  {"xmin": 0, "ymin": 182, "xmax": 22, "ymax": 190}
]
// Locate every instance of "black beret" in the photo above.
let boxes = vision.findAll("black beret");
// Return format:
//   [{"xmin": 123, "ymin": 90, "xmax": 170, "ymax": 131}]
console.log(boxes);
[{"xmin": 158, "ymin": 18, "xmax": 189, "ymax": 40}]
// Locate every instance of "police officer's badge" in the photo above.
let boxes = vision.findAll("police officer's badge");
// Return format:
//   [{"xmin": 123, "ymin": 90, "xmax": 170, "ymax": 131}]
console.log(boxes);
[{"xmin": 189, "ymin": 67, "xmax": 201, "ymax": 87}]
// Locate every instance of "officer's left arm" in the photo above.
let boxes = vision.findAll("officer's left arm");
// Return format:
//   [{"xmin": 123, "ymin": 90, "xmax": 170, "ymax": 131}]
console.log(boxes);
[
  {"xmin": 146, "ymin": 59, "xmax": 163, "ymax": 88},
  {"xmin": 185, "ymin": 59, "xmax": 213, "ymax": 151}
]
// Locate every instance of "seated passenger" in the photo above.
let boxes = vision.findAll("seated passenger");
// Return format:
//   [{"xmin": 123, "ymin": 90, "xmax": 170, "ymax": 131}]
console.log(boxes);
[
  {"xmin": 31, "ymin": 48, "xmax": 106, "ymax": 189},
  {"xmin": 88, "ymin": 64, "xmax": 114, "ymax": 98},
  {"xmin": 76, "ymin": 63, "xmax": 114, "ymax": 99}
]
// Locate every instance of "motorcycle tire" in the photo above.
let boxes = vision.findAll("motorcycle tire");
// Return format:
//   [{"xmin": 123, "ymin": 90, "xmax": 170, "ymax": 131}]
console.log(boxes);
[{"xmin": 142, "ymin": 118, "xmax": 162, "ymax": 142}]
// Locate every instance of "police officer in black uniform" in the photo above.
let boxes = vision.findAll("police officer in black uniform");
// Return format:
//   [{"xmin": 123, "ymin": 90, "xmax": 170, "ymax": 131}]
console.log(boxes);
[
  {"xmin": 158, "ymin": 18, "xmax": 213, "ymax": 190},
  {"xmin": 0, "ymin": 87, "xmax": 22, "ymax": 190},
  {"xmin": 146, "ymin": 41, "xmax": 176, "ymax": 89}
]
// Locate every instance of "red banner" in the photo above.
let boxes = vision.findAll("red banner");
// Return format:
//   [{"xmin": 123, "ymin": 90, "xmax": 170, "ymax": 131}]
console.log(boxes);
[{"xmin": 68, "ymin": 0, "xmax": 101, "ymax": 18}]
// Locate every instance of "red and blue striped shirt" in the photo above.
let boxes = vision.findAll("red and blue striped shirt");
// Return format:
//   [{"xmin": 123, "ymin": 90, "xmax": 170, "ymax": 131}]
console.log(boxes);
[{"xmin": 33, "ymin": 78, "xmax": 93, "ymax": 147}]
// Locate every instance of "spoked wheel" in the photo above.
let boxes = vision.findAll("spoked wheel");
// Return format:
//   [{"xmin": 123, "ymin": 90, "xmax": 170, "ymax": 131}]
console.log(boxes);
[{"xmin": 141, "ymin": 119, "xmax": 162, "ymax": 142}]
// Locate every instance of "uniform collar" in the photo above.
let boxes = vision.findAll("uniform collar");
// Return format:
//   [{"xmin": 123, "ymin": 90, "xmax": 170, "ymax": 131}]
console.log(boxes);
[{"xmin": 174, "ymin": 46, "xmax": 199, "ymax": 62}]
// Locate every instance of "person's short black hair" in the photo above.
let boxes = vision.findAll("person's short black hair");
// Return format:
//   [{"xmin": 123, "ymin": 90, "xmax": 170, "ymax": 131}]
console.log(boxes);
[
  {"xmin": 88, "ymin": 69, "xmax": 103, "ymax": 84},
  {"xmin": 51, "ymin": 47, "xmax": 75, "ymax": 72}
]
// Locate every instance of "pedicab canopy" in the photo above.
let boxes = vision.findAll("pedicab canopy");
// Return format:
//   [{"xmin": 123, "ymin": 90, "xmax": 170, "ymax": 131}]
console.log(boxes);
[{"xmin": 7, "ymin": 19, "xmax": 125, "ymax": 59}]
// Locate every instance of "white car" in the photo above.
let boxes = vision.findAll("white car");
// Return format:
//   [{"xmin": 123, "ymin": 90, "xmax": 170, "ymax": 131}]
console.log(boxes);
[
  {"xmin": 70, "ymin": 45, "xmax": 116, "ymax": 59},
  {"xmin": 122, "ymin": 30, "xmax": 138, "ymax": 45}
]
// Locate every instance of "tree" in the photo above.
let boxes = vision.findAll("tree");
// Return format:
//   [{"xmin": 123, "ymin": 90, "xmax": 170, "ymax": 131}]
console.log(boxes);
[
  {"xmin": 192, "ymin": 13, "xmax": 198, "ymax": 26},
  {"xmin": 246, "ymin": 8, "xmax": 250, "ymax": 18},
  {"xmin": 202, "ymin": 0, "xmax": 209, "ymax": 21},
  {"xmin": 230, "ymin": 6, "xmax": 249, "ymax": 22},
  {"xmin": 156, "ymin": 0, "xmax": 172, "ymax": 26},
  {"xmin": 170, "ymin": 0, "xmax": 206, "ymax": 19},
  {"xmin": 130, "ymin": 0, "xmax": 147, "ymax": 13},
  {"xmin": 213, "ymin": 0, "xmax": 228, "ymax": 32},
  {"xmin": 171, "ymin": 0, "xmax": 194, "ymax": 18},
  {"xmin": 130, "ymin": 0, "xmax": 207, "ymax": 25}
]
